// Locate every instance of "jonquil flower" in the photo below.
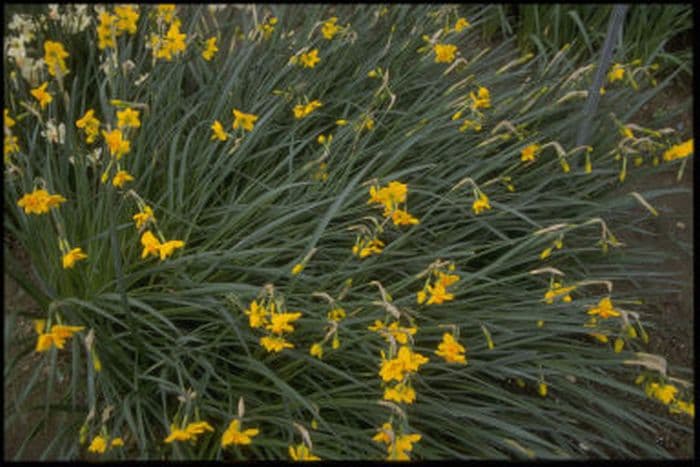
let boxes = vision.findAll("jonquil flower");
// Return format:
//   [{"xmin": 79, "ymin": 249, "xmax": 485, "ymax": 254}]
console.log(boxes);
[
  {"xmin": 88, "ymin": 435, "xmax": 124, "ymax": 454},
  {"xmin": 202, "ymin": 36, "xmax": 218, "ymax": 61},
  {"xmin": 34, "ymin": 321, "xmax": 85, "ymax": 352},
  {"xmin": 435, "ymin": 333, "xmax": 467, "ymax": 364},
  {"xmin": 472, "ymin": 192, "xmax": 491, "ymax": 215},
  {"xmin": 293, "ymin": 100, "xmax": 323, "ymax": 119},
  {"xmin": 469, "ymin": 86, "xmax": 491, "ymax": 110},
  {"xmin": 164, "ymin": 421, "xmax": 214, "ymax": 444},
  {"xmin": 260, "ymin": 335, "xmax": 294, "ymax": 353},
  {"xmin": 211, "ymin": 120, "xmax": 228, "ymax": 141},
  {"xmin": 289, "ymin": 443, "xmax": 321, "ymax": 461},
  {"xmin": 76, "ymin": 109, "xmax": 101, "ymax": 144},
  {"xmin": 102, "ymin": 129, "xmax": 131, "ymax": 159},
  {"xmin": 586, "ymin": 297, "xmax": 620, "ymax": 319},
  {"xmin": 133, "ymin": 206, "xmax": 154, "ymax": 229},
  {"xmin": 44, "ymin": 40, "xmax": 69, "ymax": 77},
  {"xmin": 112, "ymin": 170, "xmax": 134, "ymax": 188},
  {"xmin": 232, "ymin": 109, "xmax": 259, "ymax": 132},
  {"xmin": 454, "ymin": 17, "xmax": 470, "ymax": 32},
  {"xmin": 433, "ymin": 43, "xmax": 457, "ymax": 63},
  {"xmin": 62, "ymin": 247, "xmax": 88, "ymax": 269},
  {"xmin": 299, "ymin": 49, "xmax": 320, "ymax": 68},
  {"xmin": 116, "ymin": 108, "xmax": 141, "ymax": 129},
  {"xmin": 31, "ymin": 82, "xmax": 53, "ymax": 109},
  {"xmin": 383, "ymin": 382, "xmax": 416, "ymax": 404},
  {"xmin": 321, "ymin": 17, "xmax": 340, "ymax": 39},
  {"xmin": 266, "ymin": 312, "xmax": 302, "ymax": 335},
  {"xmin": 608, "ymin": 63, "xmax": 625, "ymax": 82},
  {"xmin": 521, "ymin": 144, "xmax": 540, "ymax": 162},
  {"xmin": 291, "ymin": 263, "xmax": 304, "ymax": 275},
  {"xmin": 221, "ymin": 419, "xmax": 259, "ymax": 447},
  {"xmin": 17, "ymin": 188, "xmax": 66, "ymax": 215},
  {"xmin": 662, "ymin": 139, "xmax": 693, "ymax": 162}
]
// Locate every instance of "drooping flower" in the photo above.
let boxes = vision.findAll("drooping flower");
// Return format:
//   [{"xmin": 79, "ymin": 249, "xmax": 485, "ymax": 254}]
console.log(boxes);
[
  {"xmin": 521, "ymin": 144, "xmax": 540, "ymax": 162},
  {"xmin": 211, "ymin": 120, "xmax": 228, "ymax": 141},
  {"xmin": 116, "ymin": 108, "xmax": 141, "ymax": 129},
  {"xmin": 383, "ymin": 382, "xmax": 416, "ymax": 404},
  {"xmin": 471, "ymin": 192, "xmax": 491, "ymax": 215},
  {"xmin": 62, "ymin": 247, "xmax": 88, "ymax": 269},
  {"xmin": 391, "ymin": 209, "xmax": 420, "ymax": 226},
  {"xmin": 202, "ymin": 36, "xmax": 218, "ymax": 61},
  {"xmin": 221, "ymin": 419, "xmax": 259, "ymax": 447},
  {"xmin": 260, "ymin": 335, "xmax": 294, "ymax": 353},
  {"xmin": 34, "ymin": 321, "xmax": 84, "ymax": 352},
  {"xmin": 133, "ymin": 206, "xmax": 155, "ymax": 229},
  {"xmin": 76, "ymin": 109, "xmax": 101, "ymax": 144},
  {"xmin": 299, "ymin": 49, "xmax": 320, "ymax": 68},
  {"xmin": 17, "ymin": 188, "xmax": 66, "ymax": 215},
  {"xmin": 289, "ymin": 443, "xmax": 321, "ymax": 461},
  {"xmin": 543, "ymin": 282, "xmax": 575, "ymax": 304},
  {"xmin": 102, "ymin": 129, "xmax": 131, "ymax": 159},
  {"xmin": 244, "ymin": 300, "xmax": 269, "ymax": 328},
  {"xmin": 433, "ymin": 43, "xmax": 457, "ymax": 63},
  {"xmin": 88, "ymin": 435, "xmax": 125, "ymax": 454},
  {"xmin": 586, "ymin": 297, "xmax": 621, "ymax": 319},
  {"xmin": 608, "ymin": 63, "xmax": 625, "ymax": 83},
  {"xmin": 30, "ymin": 82, "xmax": 53, "ymax": 109},
  {"xmin": 662, "ymin": 139, "xmax": 693, "ymax": 162},
  {"xmin": 232, "ymin": 109, "xmax": 259, "ymax": 132},
  {"xmin": 388, "ymin": 433, "xmax": 422, "ymax": 461},
  {"xmin": 266, "ymin": 312, "xmax": 302, "ymax": 335},
  {"xmin": 140, "ymin": 230, "xmax": 161, "ymax": 259},
  {"xmin": 435, "ymin": 333, "xmax": 467, "ymax": 364},
  {"xmin": 454, "ymin": 17, "xmax": 470, "ymax": 32},
  {"xmin": 158, "ymin": 239, "xmax": 185, "ymax": 260},
  {"xmin": 321, "ymin": 17, "xmax": 340, "ymax": 39},
  {"xmin": 112, "ymin": 170, "xmax": 134, "ymax": 188},
  {"xmin": 44, "ymin": 40, "xmax": 69, "ymax": 77},
  {"xmin": 164, "ymin": 421, "xmax": 214, "ymax": 444},
  {"xmin": 469, "ymin": 86, "xmax": 491, "ymax": 110}
]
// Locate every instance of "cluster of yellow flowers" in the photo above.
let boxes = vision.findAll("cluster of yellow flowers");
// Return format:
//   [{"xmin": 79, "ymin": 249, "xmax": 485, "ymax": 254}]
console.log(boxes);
[
  {"xmin": 96, "ymin": 5, "xmax": 140, "ymax": 50},
  {"xmin": 202, "ymin": 36, "xmax": 218, "ymax": 61},
  {"xmin": 148, "ymin": 5, "xmax": 187, "ymax": 61},
  {"xmin": 290, "ymin": 48, "xmax": 321, "ymax": 69},
  {"xmin": 211, "ymin": 108, "xmax": 259, "ymax": 142},
  {"xmin": 368, "ymin": 181, "xmax": 420, "ymax": 227},
  {"xmin": 5, "ymin": 108, "xmax": 21, "ymax": 163},
  {"xmin": 256, "ymin": 16, "xmax": 278, "ymax": 40},
  {"xmin": 243, "ymin": 286, "xmax": 302, "ymax": 353},
  {"xmin": 87, "ymin": 435, "xmax": 124, "ymax": 454},
  {"xmin": 44, "ymin": 40, "xmax": 69, "ymax": 77},
  {"xmin": 293, "ymin": 99, "xmax": 323, "ymax": 119},
  {"xmin": 416, "ymin": 262, "xmax": 460, "ymax": 305},
  {"xmin": 636, "ymin": 375, "xmax": 694, "ymax": 418},
  {"xmin": 372, "ymin": 422, "xmax": 422, "ymax": 461},
  {"xmin": 543, "ymin": 281, "xmax": 575, "ymax": 304}
]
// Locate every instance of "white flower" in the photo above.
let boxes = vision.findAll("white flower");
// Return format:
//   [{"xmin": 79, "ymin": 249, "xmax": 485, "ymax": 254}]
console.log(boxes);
[{"xmin": 42, "ymin": 120, "xmax": 66, "ymax": 145}]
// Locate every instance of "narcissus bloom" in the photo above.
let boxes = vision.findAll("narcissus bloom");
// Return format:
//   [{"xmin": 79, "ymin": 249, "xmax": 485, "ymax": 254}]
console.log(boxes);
[
  {"xmin": 391, "ymin": 209, "xmax": 419, "ymax": 226},
  {"xmin": 608, "ymin": 63, "xmax": 625, "ymax": 82},
  {"xmin": 155, "ymin": 4, "xmax": 177, "ymax": 24},
  {"xmin": 289, "ymin": 443, "xmax": 321, "ymax": 461},
  {"xmin": 164, "ymin": 421, "xmax": 214, "ymax": 444},
  {"xmin": 102, "ymin": 129, "xmax": 130, "ymax": 159},
  {"xmin": 116, "ymin": 108, "xmax": 141, "ymax": 129},
  {"xmin": 112, "ymin": 170, "xmax": 134, "ymax": 188},
  {"xmin": 435, "ymin": 333, "xmax": 467, "ymax": 364},
  {"xmin": 5, "ymin": 134, "xmax": 20, "ymax": 157},
  {"xmin": 299, "ymin": 49, "xmax": 320, "ymax": 68},
  {"xmin": 17, "ymin": 189, "xmax": 66, "ymax": 215},
  {"xmin": 645, "ymin": 382, "xmax": 678, "ymax": 405},
  {"xmin": 232, "ymin": 109, "xmax": 259, "ymax": 132},
  {"xmin": 97, "ymin": 12, "xmax": 117, "ymax": 50},
  {"xmin": 663, "ymin": 139, "xmax": 693, "ymax": 162},
  {"xmin": 44, "ymin": 40, "xmax": 69, "ymax": 77},
  {"xmin": 76, "ymin": 109, "xmax": 101, "ymax": 144},
  {"xmin": 244, "ymin": 300, "xmax": 269, "ymax": 328},
  {"xmin": 62, "ymin": 247, "xmax": 88, "ymax": 269},
  {"xmin": 454, "ymin": 17, "xmax": 470, "ymax": 32},
  {"xmin": 586, "ymin": 297, "xmax": 620, "ymax": 319},
  {"xmin": 221, "ymin": 419, "xmax": 259, "ymax": 447},
  {"xmin": 433, "ymin": 43, "xmax": 457, "ymax": 63},
  {"xmin": 211, "ymin": 120, "xmax": 228, "ymax": 141},
  {"xmin": 202, "ymin": 36, "xmax": 218, "ymax": 61},
  {"xmin": 260, "ymin": 335, "xmax": 294, "ymax": 353},
  {"xmin": 291, "ymin": 263, "xmax": 304, "ymax": 275},
  {"xmin": 88, "ymin": 435, "xmax": 125, "ymax": 454},
  {"xmin": 470, "ymin": 86, "xmax": 491, "ymax": 110},
  {"xmin": 310, "ymin": 342, "xmax": 323, "ymax": 358},
  {"xmin": 293, "ymin": 100, "xmax": 322, "ymax": 119},
  {"xmin": 372, "ymin": 422, "xmax": 393, "ymax": 444},
  {"xmin": 543, "ymin": 282, "xmax": 575, "ymax": 304},
  {"xmin": 133, "ymin": 206, "xmax": 154, "ymax": 229},
  {"xmin": 5, "ymin": 108, "xmax": 15, "ymax": 128},
  {"xmin": 521, "ymin": 144, "xmax": 540, "ymax": 162},
  {"xmin": 322, "ymin": 17, "xmax": 340, "ymax": 39},
  {"xmin": 472, "ymin": 192, "xmax": 491, "ymax": 215},
  {"xmin": 383, "ymin": 382, "xmax": 416, "ymax": 404},
  {"xmin": 352, "ymin": 236, "xmax": 384, "ymax": 258},
  {"xmin": 158, "ymin": 239, "xmax": 185, "ymax": 260},
  {"xmin": 114, "ymin": 4, "xmax": 139, "ymax": 34},
  {"xmin": 426, "ymin": 282, "xmax": 454, "ymax": 305},
  {"xmin": 34, "ymin": 321, "xmax": 84, "ymax": 352},
  {"xmin": 388, "ymin": 433, "xmax": 422, "ymax": 461},
  {"xmin": 31, "ymin": 82, "xmax": 53, "ymax": 109},
  {"xmin": 266, "ymin": 312, "xmax": 302, "ymax": 335},
  {"xmin": 140, "ymin": 230, "xmax": 161, "ymax": 259}
]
